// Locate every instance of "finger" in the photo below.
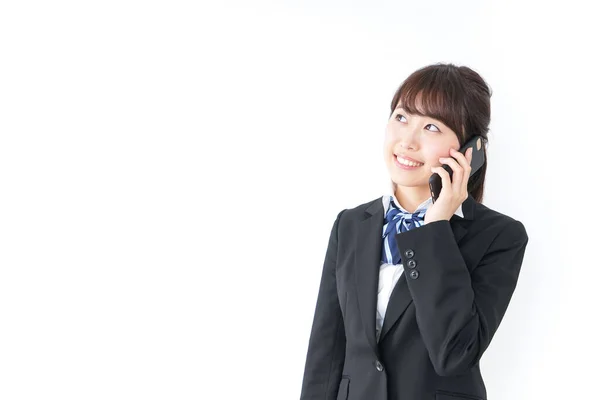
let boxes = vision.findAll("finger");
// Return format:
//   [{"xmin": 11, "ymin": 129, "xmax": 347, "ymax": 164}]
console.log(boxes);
[
  {"xmin": 439, "ymin": 156, "xmax": 464, "ymax": 190},
  {"xmin": 462, "ymin": 148, "xmax": 473, "ymax": 193},
  {"xmin": 449, "ymin": 148, "xmax": 472, "ymax": 192},
  {"xmin": 431, "ymin": 166, "xmax": 452, "ymax": 195},
  {"xmin": 450, "ymin": 147, "xmax": 473, "ymax": 173},
  {"xmin": 464, "ymin": 148, "xmax": 473, "ymax": 193}
]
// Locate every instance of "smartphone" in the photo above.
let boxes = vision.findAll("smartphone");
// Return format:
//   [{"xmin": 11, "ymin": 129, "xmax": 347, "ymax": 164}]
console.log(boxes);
[{"xmin": 429, "ymin": 135, "xmax": 486, "ymax": 203}]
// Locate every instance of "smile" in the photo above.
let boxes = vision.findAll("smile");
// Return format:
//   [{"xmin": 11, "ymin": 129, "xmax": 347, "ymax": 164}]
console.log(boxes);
[{"xmin": 395, "ymin": 155, "xmax": 424, "ymax": 167}]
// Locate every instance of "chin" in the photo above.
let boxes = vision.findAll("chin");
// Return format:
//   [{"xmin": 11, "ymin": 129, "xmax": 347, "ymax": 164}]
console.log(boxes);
[
  {"xmin": 393, "ymin": 181, "xmax": 423, "ymax": 189},
  {"xmin": 390, "ymin": 176, "xmax": 424, "ymax": 188}
]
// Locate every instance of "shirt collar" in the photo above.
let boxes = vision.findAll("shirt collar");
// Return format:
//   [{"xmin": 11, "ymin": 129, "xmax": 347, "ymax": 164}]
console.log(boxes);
[{"xmin": 382, "ymin": 180, "xmax": 464, "ymax": 218}]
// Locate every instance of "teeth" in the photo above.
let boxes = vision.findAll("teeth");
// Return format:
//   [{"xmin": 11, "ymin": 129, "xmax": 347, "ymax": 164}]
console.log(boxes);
[{"xmin": 396, "ymin": 156, "xmax": 423, "ymax": 167}]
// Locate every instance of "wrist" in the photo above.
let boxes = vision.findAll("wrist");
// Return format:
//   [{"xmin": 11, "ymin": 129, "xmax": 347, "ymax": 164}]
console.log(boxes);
[{"xmin": 424, "ymin": 215, "xmax": 451, "ymax": 224}]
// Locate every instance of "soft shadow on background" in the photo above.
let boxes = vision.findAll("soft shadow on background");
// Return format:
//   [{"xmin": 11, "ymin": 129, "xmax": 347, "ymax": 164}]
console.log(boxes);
[{"xmin": 1, "ymin": 1, "xmax": 598, "ymax": 399}]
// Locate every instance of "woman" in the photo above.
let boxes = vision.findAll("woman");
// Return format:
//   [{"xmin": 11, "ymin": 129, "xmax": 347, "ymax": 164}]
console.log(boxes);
[{"xmin": 299, "ymin": 63, "xmax": 529, "ymax": 400}]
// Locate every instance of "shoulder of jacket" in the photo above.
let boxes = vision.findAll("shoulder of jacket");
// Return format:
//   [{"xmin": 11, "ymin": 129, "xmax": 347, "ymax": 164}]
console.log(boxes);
[
  {"xmin": 473, "ymin": 202, "xmax": 528, "ymax": 241},
  {"xmin": 338, "ymin": 196, "xmax": 382, "ymax": 218}
]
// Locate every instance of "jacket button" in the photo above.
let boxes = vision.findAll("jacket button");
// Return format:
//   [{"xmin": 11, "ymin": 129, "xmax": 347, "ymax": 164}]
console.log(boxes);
[
  {"xmin": 404, "ymin": 249, "xmax": 414, "ymax": 258},
  {"xmin": 375, "ymin": 360, "xmax": 384, "ymax": 372},
  {"xmin": 407, "ymin": 259, "xmax": 417, "ymax": 269},
  {"xmin": 409, "ymin": 270, "xmax": 419, "ymax": 279}
]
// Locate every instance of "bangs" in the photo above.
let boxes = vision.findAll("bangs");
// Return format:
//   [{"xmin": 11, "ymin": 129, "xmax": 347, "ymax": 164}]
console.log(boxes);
[{"xmin": 390, "ymin": 65, "xmax": 468, "ymax": 142}]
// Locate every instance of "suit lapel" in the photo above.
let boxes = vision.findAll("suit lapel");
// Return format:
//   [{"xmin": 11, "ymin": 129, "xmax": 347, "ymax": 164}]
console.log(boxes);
[
  {"xmin": 354, "ymin": 199, "xmax": 384, "ymax": 355},
  {"xmin": 356, "ymin": 194, "xmax": 476, "ymax": 347}
]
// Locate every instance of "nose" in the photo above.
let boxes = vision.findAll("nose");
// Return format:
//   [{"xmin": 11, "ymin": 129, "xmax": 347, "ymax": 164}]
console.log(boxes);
[{"xmin": 397, "ymin": 127, "xmax": 419, "ymax": 150}]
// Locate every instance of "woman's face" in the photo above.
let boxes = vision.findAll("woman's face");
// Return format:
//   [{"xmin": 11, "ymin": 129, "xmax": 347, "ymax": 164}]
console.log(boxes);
[{"xmin": 383, "ymin": 104, "xmax": 461, "ymax": 190}]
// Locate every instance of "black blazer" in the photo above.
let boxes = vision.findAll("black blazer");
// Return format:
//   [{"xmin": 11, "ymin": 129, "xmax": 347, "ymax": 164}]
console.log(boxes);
[{"xmin": 300, "ymin": 194, "xmax": 528, "ymax": 400}]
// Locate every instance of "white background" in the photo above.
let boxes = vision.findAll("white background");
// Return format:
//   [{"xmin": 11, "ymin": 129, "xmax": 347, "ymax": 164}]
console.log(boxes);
[{"xmin": 1, "ymin": 1, "xmax": 598, "ymax": 399}]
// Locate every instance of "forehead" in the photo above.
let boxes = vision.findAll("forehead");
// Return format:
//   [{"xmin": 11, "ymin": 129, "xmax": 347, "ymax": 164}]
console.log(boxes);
[
  {"xmin": 396, "ymin": 92, "xmax": 426, "ymax": 111},
  {"xmin": 395, "ymin": 100, "xmax": 426, "ymax": 115},
  {"xmin": 394, "ymin": 104, "xmax": 452, "ymax": 129},
  {"xmin": 395, "ymin": 105, "xmax": 436, "ymax": 119}
]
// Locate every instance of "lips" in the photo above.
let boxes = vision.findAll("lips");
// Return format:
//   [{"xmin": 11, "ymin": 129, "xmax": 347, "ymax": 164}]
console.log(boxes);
[
  {"xmin": 395, "ymin": 154, "xmax": 423, "ymax": 164},
  {"xmin": 395, "ymin": 154, "xmax": 424, "ymax": 167},
  {"xmin": 394, "ymin": 156, "xmax": 423, "ymax": 170}
]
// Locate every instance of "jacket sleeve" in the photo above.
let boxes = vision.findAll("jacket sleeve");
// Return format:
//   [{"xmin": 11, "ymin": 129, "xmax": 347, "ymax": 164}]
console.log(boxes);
[
  {"xmin": 395, "ymin": 218, "xmax": 529, "ymax": 377},
  {"xmin": 300, "ymin": 209, "xmax": 347, "ymax": 400}
]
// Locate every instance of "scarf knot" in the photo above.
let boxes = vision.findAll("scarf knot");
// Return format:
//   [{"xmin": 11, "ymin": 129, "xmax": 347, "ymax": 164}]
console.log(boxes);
[{"xmin": 381, "ymin": 196, "xmax": 426, "ymax": 265}]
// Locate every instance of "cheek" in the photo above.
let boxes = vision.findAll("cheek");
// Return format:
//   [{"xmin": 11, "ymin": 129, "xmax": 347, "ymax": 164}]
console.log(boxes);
[
  {"xmin": 422, "ymin": 143, "xmax": 448, "ymax": 165},
  {"xmin": 383, "ymin": 127, "xmax": 395, "ymax": 148},
  {"xmin": 423, "ymin": 137, "xmax": 460, "ymax": 164}
]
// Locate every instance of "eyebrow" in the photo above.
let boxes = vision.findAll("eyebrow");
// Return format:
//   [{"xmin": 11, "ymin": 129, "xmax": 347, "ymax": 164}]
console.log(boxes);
[
  {"xmin": 395, "ymin": 106, "xmax": 414, "ymax": 113},
  {"xmin": 395, "ymin": 106, "xmax": 432, "ymax": 118},
  {"xmin": 395, "ymin": 106, "xmax": 416, "ymax": 114}
]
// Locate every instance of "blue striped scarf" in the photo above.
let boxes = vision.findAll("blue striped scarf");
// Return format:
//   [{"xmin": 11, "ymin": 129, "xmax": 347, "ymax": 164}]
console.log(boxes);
[{"xmin": 381, "ymin": 196, "xmax": 427, "ymax": 265}]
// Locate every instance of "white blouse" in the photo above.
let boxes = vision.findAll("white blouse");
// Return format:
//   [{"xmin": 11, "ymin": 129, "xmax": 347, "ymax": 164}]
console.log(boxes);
[{"xmin": 375, "ymin": 183, "xmax": 464, "ymax": 342}]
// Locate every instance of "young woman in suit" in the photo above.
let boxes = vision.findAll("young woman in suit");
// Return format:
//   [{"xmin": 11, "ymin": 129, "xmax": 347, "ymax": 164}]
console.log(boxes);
[{"xmin": 300, "ymin": 63, "xmax": 529, "ymax": 400}]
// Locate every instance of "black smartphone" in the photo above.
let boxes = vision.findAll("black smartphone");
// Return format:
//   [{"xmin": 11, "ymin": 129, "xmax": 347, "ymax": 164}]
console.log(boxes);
[{"xmin": 429, "ymin": 135, "xmax": 486, "ymax": 203}]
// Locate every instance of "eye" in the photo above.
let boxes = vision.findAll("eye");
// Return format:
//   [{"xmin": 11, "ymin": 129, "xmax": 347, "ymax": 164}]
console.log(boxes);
[
  {"xmin": 395, "ymin": 113, "xmax": 407, "ymax": 123},
  {"xmin": 395, "ymin": 113, "xmax": 441, "ymax": 133},
  {"xmin": 425, "ymin": 123, "xmax": 441, "ymax": 132}
]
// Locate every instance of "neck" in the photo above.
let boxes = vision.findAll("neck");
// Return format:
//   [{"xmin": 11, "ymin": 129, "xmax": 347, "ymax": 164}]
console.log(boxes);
[{"xmin": 393, "ymin": 183, "xmax": 431, "ymax": 213}]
